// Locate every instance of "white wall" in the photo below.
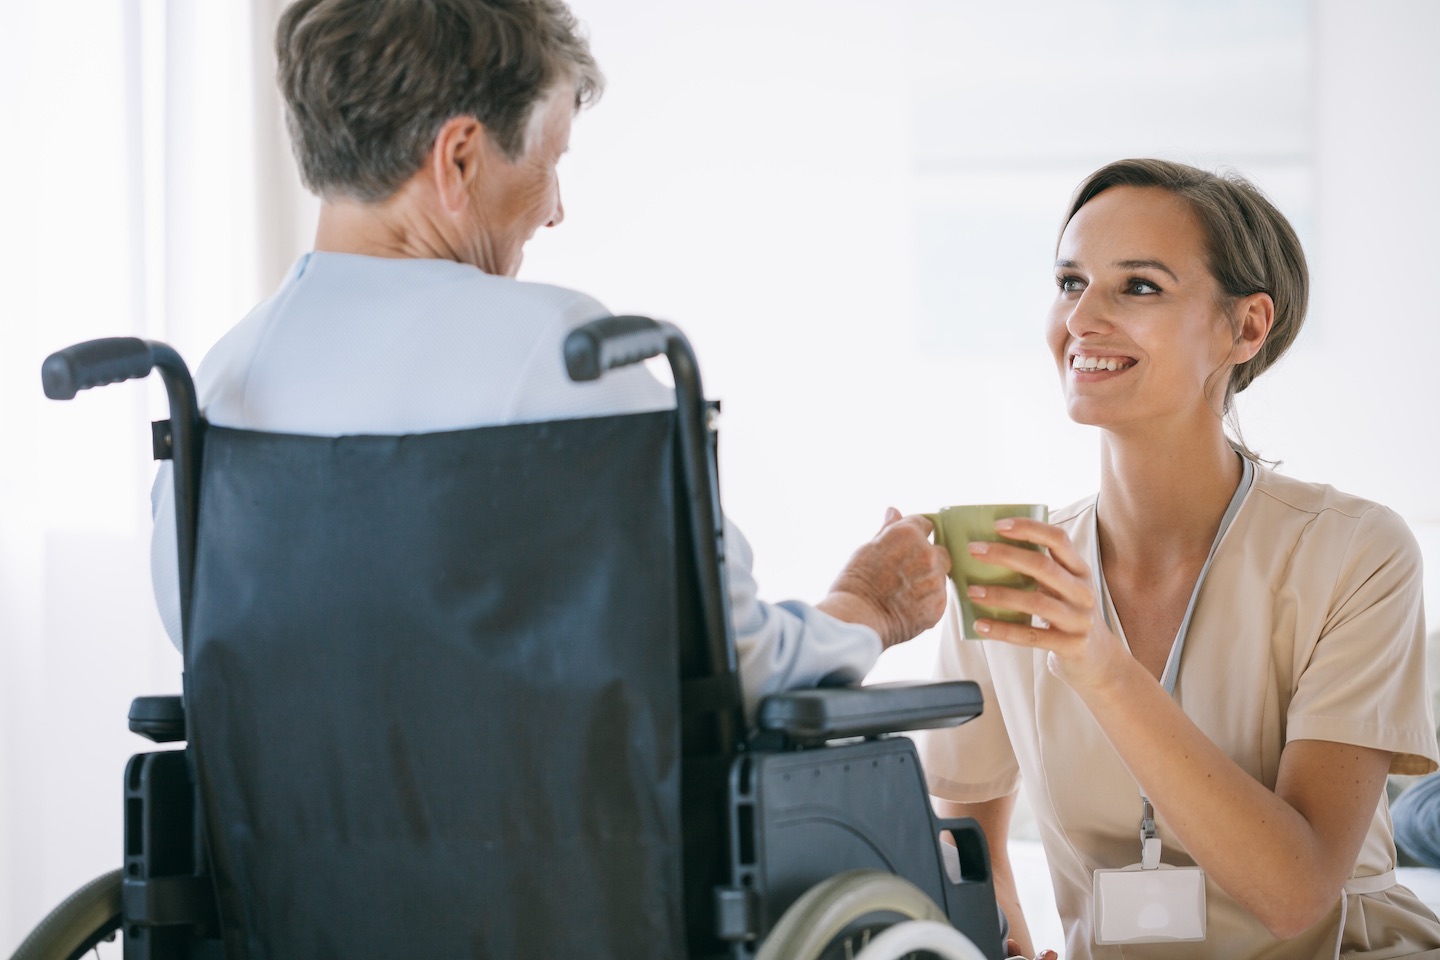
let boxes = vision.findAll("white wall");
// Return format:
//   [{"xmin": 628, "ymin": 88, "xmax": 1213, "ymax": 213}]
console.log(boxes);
[
  {"xmin": 527, "ymin": 0, "xmax": 1440, "ymax": 681},
  {"xmin": 3, "ymin": 0, "xmax": 1437, "ymax": 953},
  {"xmin": 1228, "ymin": 0, "xmax": 1440, "ymax": 668},
  {"xmin": 1284, "ymin": 0, "xmax": 1440, "ymax": 522}
]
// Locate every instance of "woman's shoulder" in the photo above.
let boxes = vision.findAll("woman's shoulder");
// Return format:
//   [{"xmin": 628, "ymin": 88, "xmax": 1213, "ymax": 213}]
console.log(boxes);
[
  {"xmin": 1249, "ymin": 466, "xmax": 1421, "ymax": 568},
  {"xmin": 1252, "ymin": 467, "xmax": 1409, "ymax": 529}
]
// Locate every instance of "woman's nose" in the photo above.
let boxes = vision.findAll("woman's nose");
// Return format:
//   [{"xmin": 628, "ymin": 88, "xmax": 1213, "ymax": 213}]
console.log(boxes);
[{"xmin": 1064, "ymin": 289, "xmax": 1112, "ymax": 338}]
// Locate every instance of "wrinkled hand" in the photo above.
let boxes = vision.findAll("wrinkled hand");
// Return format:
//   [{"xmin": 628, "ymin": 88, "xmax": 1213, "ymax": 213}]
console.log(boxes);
[
  {"xmin": 1005, "ymin": 938, "xmax": 1057, "ymax": 960},
  {"xmin": 964, "ymin": 517, "xmax": 1127, "ymax": 691},
  {"xmin": 817, "ymin": 508, "xmax": 951, "ymax": 649}
]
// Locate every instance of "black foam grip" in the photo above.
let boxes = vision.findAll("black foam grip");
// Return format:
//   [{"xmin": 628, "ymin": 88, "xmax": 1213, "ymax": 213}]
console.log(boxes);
[
  {"xmin": 564, "ymin": 315, "xmax": 668, "ymax": 382},
  {"xmin": 42, "ymin": 337, "xmax": 155, "ymax": 400}
]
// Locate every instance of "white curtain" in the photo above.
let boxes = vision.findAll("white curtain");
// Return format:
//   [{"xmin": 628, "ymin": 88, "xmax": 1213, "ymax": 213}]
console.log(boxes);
[{"xmin": 0, "ymin": 0, "xmax": 311, "ymax": 949}]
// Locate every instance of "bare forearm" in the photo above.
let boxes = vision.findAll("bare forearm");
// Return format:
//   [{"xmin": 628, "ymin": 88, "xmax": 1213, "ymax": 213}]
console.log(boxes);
[
  {"xmin": 990, "ymin": 860, "xmax": 1034, "ymax": 958},
  {"xmin": 971, "ymin": 518, "xmax": 1393, "ymax": 939},
  {"xmin": 815, "ymin": 590, "xmax": 895, "ymax": 647},
  {"xmin": 1078, "ymin": 658, "xmax": 1387, "ymax": 936}
]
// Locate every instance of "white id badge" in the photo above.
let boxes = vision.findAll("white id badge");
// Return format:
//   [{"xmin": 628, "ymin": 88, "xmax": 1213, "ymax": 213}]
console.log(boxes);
[{"xmin": 1092, "ymin": 863, "xmax": 1206, "ymax": 944}]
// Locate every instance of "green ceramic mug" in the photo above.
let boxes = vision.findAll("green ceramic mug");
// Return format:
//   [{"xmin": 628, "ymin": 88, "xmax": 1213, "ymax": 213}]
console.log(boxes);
[{"xmin": 924, "ymin": 504, "xmax": 1050, "ymax": 639}]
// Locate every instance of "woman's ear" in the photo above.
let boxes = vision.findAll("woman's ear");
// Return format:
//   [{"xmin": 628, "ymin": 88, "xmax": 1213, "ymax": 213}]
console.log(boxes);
[
  {"xmin": 427, "ymin": 116, "xmax": 488, "ymax": 214},
  {"xmin": 1232, "ymin": 291, "xmax": 1275, "ymax": 364}
]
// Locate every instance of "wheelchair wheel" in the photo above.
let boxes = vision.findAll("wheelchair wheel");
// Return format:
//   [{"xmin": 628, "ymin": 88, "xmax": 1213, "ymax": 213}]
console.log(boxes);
[
  {"xmin": 10, "ymin": 869, "xmax": 122, "ymax": 960},
  {"xmin": 755, "ymin": 869, "xmax": 958, "ymax": 960},
  {"xmin": 851, "ymin": 919, "xmax": 988, "ymax": 960}
]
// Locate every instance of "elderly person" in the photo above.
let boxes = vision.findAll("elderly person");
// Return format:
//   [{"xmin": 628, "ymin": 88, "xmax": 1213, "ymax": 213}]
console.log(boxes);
[{"xmin": 149, "ymin": 0, "xmax": 950, "ymax": 718}]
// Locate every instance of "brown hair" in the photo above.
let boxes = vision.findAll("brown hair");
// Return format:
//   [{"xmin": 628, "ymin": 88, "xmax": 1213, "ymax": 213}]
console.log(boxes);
[
  {"xmin": 276, "ymin": 0, "xmax": 603, "ymax": 202},
  {"xmin": 1061, "ymin": 158, "xmax": 1309, "ymax": 459}
]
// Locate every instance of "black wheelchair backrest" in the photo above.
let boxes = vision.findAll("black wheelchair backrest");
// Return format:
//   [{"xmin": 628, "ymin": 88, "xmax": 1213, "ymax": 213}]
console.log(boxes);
[{"xmin": 186, "ymin": 415, "xmax": 691, "ymax": 958}]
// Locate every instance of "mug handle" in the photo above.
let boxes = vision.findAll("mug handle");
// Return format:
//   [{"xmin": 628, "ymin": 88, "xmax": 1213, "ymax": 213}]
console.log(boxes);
[{"xmin": 923, "ymin": 512, "xmax": 945, "ymax": 550}]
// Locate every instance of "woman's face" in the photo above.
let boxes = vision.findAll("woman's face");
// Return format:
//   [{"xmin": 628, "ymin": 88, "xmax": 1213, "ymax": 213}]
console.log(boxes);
[{"xmin": 1045, "ymin": 185, "xmax": 1238, "ymax": 431}]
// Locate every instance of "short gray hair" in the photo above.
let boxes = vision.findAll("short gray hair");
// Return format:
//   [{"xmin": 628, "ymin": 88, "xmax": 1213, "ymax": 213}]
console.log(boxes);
[{"xmin": 276, "ymin": 0, "xmax": 603, "ymax": 202}]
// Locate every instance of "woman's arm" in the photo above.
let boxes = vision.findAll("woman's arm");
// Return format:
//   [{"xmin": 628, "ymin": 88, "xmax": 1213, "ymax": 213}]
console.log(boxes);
[
  {"xmin": 1077, "ymin": 657, "xmax": 1391, "ymax": 937},
  {"xmin": 934, "ymin": 792, "xmax": 1039, "ymax": 957},
  {"xmin": 970, "ymin": 518, "xmax": 1395, "ymax": 939}
]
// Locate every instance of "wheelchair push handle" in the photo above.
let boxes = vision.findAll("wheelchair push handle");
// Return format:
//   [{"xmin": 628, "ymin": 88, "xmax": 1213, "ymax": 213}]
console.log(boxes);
[
  {"xmin": 563, "ymin": 315, "xmax": 671, "ymax": 381},
  {"xmin": 42, "ymin": 336, "xmax": 203, "ymax": 654},
  {"xmin": 42, "ymin": 336, "xmax": 158, "ymax": 400}
]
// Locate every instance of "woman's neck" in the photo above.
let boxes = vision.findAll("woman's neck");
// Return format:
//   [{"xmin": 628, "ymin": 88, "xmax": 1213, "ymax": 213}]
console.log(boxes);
[{"xmin": 1096, "ymin": 419, "xmax": 1244, "ymax": 572}]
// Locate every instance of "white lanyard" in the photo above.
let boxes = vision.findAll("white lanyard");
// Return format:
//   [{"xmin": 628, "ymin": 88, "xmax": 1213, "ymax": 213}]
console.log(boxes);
[{"xmin": 1090, "ymin": 455, "xmax": 1254, "ymax": 866}]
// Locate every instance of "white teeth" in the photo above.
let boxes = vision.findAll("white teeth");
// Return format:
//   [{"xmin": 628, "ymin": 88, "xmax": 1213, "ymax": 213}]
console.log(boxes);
[{"xmin": 1072, "ymin": 356, "xmax": 1128, "ymax": 371}]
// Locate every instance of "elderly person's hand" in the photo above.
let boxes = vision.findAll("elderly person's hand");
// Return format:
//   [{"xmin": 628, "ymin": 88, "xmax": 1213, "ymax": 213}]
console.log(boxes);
[
  {"xmin": 1005, "ymin": 938, "xmax": 1058, "ymax": 960},
  {"xmin": 816, "ymin": 508, "xmax": 951, "ymax": 649}
]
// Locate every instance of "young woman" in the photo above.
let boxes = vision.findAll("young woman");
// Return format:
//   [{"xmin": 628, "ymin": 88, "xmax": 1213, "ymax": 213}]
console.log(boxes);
[{"xmin": 923, "ymin": 158, "xmax": 1439, "ymax": 959}]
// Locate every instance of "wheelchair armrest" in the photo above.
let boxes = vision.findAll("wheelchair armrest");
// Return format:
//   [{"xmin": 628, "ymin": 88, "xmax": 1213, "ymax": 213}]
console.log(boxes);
[
  {"xmin": 129, "ymin": 695, "xmax": 186, "ymax": 743},
  {"xmin": 756, "ymin": 680, "xmax": 982, "ymax": 746}
]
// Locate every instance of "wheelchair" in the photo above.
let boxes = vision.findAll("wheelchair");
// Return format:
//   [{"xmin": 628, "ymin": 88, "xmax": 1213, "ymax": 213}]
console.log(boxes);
[{"xmin": 16, "ymin": 316, "xmax": 1006, "ymax": 960}]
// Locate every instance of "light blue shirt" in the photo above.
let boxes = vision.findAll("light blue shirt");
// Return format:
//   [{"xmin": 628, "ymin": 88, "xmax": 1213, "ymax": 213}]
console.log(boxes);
[{"xmin": 152, "ymin": 252, "xmax": 881, "ymax": 717}]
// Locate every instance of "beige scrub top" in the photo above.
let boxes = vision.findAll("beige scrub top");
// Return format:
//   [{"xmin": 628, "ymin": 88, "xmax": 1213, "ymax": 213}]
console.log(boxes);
[{"xmin": 922, "ymin": 467, "xmax": 1440, "ymax": 959}]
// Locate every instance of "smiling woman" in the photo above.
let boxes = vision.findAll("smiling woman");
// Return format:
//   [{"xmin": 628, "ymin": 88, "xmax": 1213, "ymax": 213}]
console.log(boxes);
[
  {"xmin": 1049, "ymin": 160, "xmax": 1309, "ymax": 460},
  {"xmin": 923, "ymin": 159, "xmax": 1440, "ymax": 960},
  {"xmin": 1050, "ymin": 185, "xmax": 1275, "ymax": 442}
]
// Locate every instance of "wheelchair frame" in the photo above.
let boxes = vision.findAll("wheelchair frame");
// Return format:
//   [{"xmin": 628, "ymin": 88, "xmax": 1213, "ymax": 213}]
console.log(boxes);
[{"xmin": 19, "ymin": 317, "xmax": 1005, "ymax": 960}]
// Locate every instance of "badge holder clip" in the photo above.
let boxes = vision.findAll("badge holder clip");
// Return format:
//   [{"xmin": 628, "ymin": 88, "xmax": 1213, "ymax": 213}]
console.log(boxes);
[{"xmin": 1141, "ymin": 800, "xmax": 1161, "ymax": 870}]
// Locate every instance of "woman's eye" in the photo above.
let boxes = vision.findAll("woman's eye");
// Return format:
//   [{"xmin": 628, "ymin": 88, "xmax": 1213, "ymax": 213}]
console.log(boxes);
[
  {"xmin": 1057, "ymin": 276, "xmax": 1084, "ymax": 294},
  {"xmin": 1127, "ymin": 279, "xmax": 1161, "ymax": 295}
]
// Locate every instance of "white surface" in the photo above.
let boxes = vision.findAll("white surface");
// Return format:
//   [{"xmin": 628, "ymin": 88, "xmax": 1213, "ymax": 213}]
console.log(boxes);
[
  {"xmin": 1011, "ymin": 839, "xmax": 1066, "ymax": 958},
  {"xmin": 1398, "ymin": 867, "xmax": 1440, "ymax": 915}
]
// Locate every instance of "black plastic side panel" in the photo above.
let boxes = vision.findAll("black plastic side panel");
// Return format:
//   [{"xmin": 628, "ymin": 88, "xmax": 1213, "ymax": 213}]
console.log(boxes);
[
  {"xmin": 122, "ymin": 750, "xmax": 223, "ymax": 959},
  {"xmin": 936, "ymin": 814, "xmax": 1008, "ymax": 955},
  {"xmin": 725, "ymin": 737, "xmax": 1005, "ymax": 959}
]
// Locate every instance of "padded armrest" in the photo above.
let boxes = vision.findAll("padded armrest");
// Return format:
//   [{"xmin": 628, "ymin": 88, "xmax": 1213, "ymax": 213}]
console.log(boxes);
[
  {"xmin": 129, "ymin": 695, "xmax": 186, "ymax": 743},
  {"xmin": 757, "ymin": 680, "xmax": 982, "ymax": 745}
]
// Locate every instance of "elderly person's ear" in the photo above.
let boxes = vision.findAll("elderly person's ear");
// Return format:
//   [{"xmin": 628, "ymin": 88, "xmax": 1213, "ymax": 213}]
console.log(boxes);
[{"xmin": 428, "ymin": 116, "xmax": 491, "ymax": 213}]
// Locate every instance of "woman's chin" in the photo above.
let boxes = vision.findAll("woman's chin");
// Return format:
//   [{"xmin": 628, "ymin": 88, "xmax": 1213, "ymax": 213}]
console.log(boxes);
[{"xmin": 1065, "ymin": 399, "xmax": 1111, "ymax": 427}]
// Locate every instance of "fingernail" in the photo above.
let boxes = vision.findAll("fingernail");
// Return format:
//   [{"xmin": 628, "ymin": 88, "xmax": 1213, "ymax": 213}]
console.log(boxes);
[
  {"xmin": 967, "ymin": 585, "xmax": 986, "ymax": 599},
  {"xmin": 975, "ymin": 620, "xmax": 991, "ymax": 634},
  {"xmin": 968, "ymin": 541, "xmax": 989, "ymax": 555},
  {"xmin": 995, "ymin": 518, "xmax": 1015, "ymax": 531}
]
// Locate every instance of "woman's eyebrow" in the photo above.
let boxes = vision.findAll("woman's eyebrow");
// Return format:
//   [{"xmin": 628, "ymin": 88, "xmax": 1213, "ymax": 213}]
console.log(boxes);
[
  {"xmin": 1115, "ymin": 258, "xmax": 1179, "ymax": 282},
  {"xmin": 1055, "ymin": 257, "xmax": 1180, "ymax": 284}
]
